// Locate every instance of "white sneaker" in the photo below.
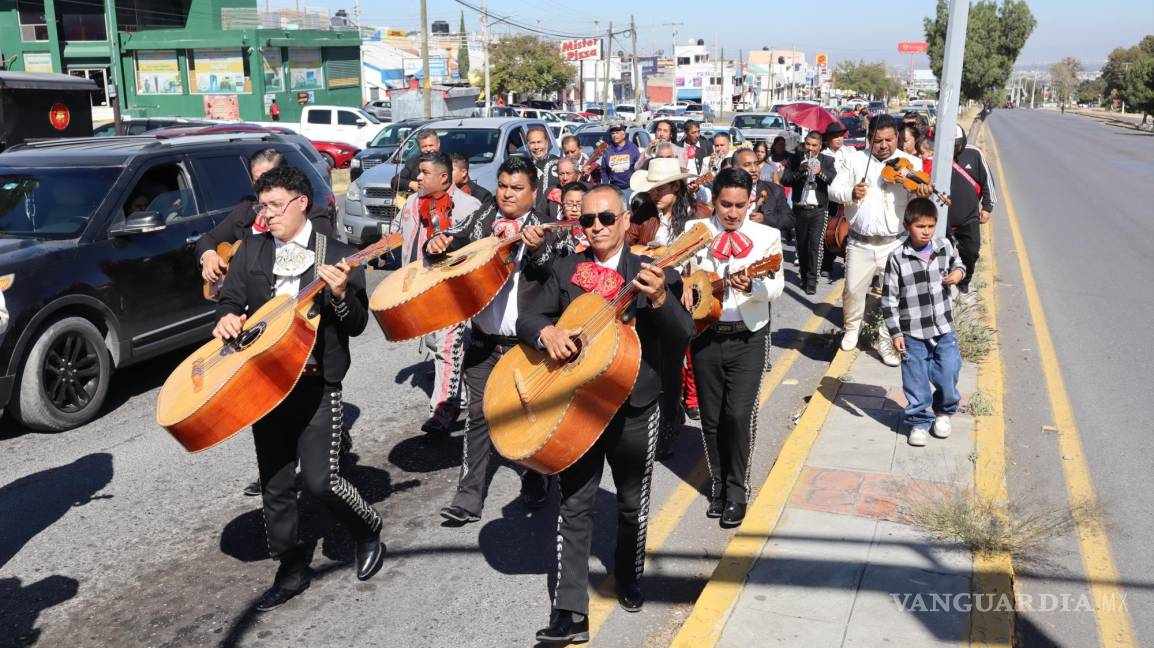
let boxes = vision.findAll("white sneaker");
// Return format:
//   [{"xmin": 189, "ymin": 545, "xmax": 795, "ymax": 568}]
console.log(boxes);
[
  {"xmin": 932, "ymin": 415, "xmax": 952, "ymax": 439},
  {"xmin": 841, "ymin": 328, "xmax": 860, "ymax": 352},
  {"xmin": 908, "ymin": 427, "xmax": 929, "ymax": 447},
  {"xmin": 878, "ymin": 342, "xmax": 901, "ymax": 367}
]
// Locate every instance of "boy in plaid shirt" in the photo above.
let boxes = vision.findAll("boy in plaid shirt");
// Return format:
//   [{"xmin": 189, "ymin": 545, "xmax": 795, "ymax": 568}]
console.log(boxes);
[{"xmin": 882, "ymin": 198, "xmax": 966, "ymax": 447}]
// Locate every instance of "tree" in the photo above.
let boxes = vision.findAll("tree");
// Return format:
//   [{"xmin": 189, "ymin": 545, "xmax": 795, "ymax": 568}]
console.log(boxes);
[
  {"xmin": 1049, "ymin": 57, "xmax": 1082, "ymax": 106},
  {"xmin": 1101, "ymin": 35, "xmax": 1154, "ymax": 122},
  {"xmin": 457, "ymin": 12, "xmax": 470, "ymax": 81},
  {"xmin": 1076, "ymin": 76, "xmax": 1107, "ymax": 105},
  {"xmin": 832, "ymin": 60, "xmax": 902, "ymax": 100},
  {"xmin": 924, "ymin": 0, "xmax": 1037, "ymax": 111},
  {"xmin": 489, "ymin": 35, "xmax": 574, "ymax": 98}
]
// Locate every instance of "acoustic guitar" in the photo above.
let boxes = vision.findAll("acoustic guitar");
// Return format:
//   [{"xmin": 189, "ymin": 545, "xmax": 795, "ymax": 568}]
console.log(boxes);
[
  {"xmin": 203, "ymin": 241, "xmax": 242, "ymax": 302},
  {"xmin": 483, "ymin": 223, "xmax": 713, "ymax": 475},
  {"xmin": 156, "ymin": 234, "xmax": 400, "ymax": 453},
  {"xmin": 369, "ymin": 219, "xmax": 578, "ymax": 341},
  {"xmin": 582, "ymin": 142, "xmax": 609, "ymax": 178},
  {"xmin": 823, "ymin": 205, "xmax": 850, "ymax": 259},
  {"xmin": 684, "ymin": 251, "xmax": 783, "ymax": 334}
]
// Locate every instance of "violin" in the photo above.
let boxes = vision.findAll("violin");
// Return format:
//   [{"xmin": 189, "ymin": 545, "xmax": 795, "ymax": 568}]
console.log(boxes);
[{"xmin": 880, "ymin": 158, "xmax": 952, "ymax": 206}]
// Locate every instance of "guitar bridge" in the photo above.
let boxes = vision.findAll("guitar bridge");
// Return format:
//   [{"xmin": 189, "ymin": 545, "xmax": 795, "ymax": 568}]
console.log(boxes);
[
  {"xmin": 514, "ymin": 369, "xmax": 537, "ymax": 423},
  {"xmin": 191, "ymin": 359, "xmax": 204, "ymax": 393}
]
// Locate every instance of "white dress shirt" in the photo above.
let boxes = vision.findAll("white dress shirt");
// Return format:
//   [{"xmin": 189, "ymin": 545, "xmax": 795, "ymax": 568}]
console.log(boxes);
[
  {"xmin": 595, "ymin": 245, "xmax": 624, "ymax": 271},
  {"xmin": 829, "ymin": 148, "xmax": 921, "ymax": 237},
  {"xmin": 472, "ymin": 213, "xmax": 529, "ymax": 336},
  {"xmin": 273, "ymin": 219, "xmax": 313, "ymax": 297},
  {"xmin": 691, "ymin": 216, "xmax": 785, "ymax": 331}
]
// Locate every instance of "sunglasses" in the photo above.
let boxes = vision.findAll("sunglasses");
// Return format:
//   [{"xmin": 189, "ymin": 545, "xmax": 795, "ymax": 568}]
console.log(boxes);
[{"xmin": 579, "ymin": 211, "xmax": 619, "ymax": 228}]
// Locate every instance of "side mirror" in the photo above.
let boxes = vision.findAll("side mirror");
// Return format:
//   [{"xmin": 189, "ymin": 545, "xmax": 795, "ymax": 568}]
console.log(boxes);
[
  {"xmin": 109, "ymin": 211, "xmax": 166, "ymax": 236},
  {"xmin": 356, "ymin": 119, "xmax": 367, "ymax": 127}
]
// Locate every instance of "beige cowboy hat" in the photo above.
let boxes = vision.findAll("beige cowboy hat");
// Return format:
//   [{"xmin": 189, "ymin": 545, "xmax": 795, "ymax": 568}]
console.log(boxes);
[{"xmin": 629, "ymin": 157, "xmax": 694, "ymax": 193}]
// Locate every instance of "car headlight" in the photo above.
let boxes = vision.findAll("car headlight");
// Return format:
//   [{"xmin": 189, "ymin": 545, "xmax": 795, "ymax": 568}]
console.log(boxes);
[
  {"xmin": 346, "ymin": 181, "xmax": 362, "ymax": 202},
  {"xmin": 0, "ymin": 273, "xmax": 13, "ymax": 292},
  {"xmin": 351, "ymin": 157, "xmax": 361, "ymax": 168}
]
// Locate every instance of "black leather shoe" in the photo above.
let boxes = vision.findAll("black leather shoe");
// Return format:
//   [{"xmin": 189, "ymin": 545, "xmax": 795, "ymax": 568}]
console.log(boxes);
[
  {"xmin": 439, "ymin": 505, "xmax": 480, "ymax": 524},
  {"xmin": 805, "ymin": 283, "xmax": 817, "ymax": 295},
  {"xmin": 536, "ymin": 610, "xmax": 590, "ymax": 643},
  {"xmin": 706, "ymin": 497, "xmax": 724, "ymax": 519},
  {"xmin": 420, "ymin": 417, "xmax": 451, "ymax": 435},
  {"xmin": 243, "ymin": 480, "xmax": 261, "ymax": 497},
  {"xmin": 355, "ymin": 534, "xmax": 386, "ymax": 581},
  {"xmin": 721, "ymin": 501, "xmax": 747, "ymax": 528},
  {"xmin": 684, "ymin": 407, "xmax": 700, "ymax": 421},
  {"xmin": 520, "ymin": 475, "xmax": 549, "ymax": 509},
  {"xmin": 617, "ymin": 581, "xmax": 644, "ymax": 613},
  {"xmin": 255, "ymin": 580, "xmax": 310, "ymax": 612}
]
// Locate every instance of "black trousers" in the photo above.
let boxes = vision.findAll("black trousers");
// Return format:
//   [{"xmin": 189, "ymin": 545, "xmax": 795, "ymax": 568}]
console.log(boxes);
[
  {"xmin": 553, "ymin": 401, "xmax": 660, "ymax": 615},
  {"xmin": 793, "ymin": 204, "xmax": 827, "ymax": 287},
  {"xmin": 691, "ymin": 325, "xmax": 770, "ymax": 504},
  {"xmin": 821, "ymin": 202, "xmax": 838, "ymax": 274},
  {"xmin": 949, "ymin": 220, "xmax": 981, "ymax": 291},
  {"xmin": 253, "ymin": 377, "xmax": 382, "ymax": 584},
  {"xmin": 451, "ymin": 331, "xmax": 549, "ymax": 516}
]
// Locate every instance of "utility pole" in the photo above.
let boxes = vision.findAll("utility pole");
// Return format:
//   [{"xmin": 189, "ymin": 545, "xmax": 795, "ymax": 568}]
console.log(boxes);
[
  {"xmin": 630, "ymin": 15, "xmax": 638, "ymax": 105},
  {"xmin": 929, "ymin": 0, "xmax": 969, "ymax": 239},
  {"xmin": 718, "ymin": 46, "xmax": 725, "ymax": 123},
  {"xmin": 482, "ymin": 0, "xmax": 490, "ymax": 116},
  {"xmin": 1030, "ymin": 68, "xmax": 1039, "ymax": 109},
  {"xmin": 420, "ymin": 0, "xmax": 431, "ymax": 117},
  {"xmin": 602, "ymin": 22, "xmax": 613, "ymax": 114},
  {"xmin": 662, "ymin": 22, "xmax": 682, "ymax": 105},
  {"xmin": 103, "ymin": 0, "xmax": 122, "ymax": 134}
]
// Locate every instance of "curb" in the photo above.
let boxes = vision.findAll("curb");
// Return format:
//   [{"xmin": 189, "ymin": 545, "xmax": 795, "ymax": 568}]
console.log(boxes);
[{"xmin": 1070, "ymin": 109, "xmax": 1153, "ymax": 133}]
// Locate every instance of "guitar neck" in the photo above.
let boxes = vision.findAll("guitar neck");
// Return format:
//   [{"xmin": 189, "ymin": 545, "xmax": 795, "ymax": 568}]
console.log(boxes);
[{"xmin": 294, "ymin": 234, "xmax": 402, "ymax": 306}]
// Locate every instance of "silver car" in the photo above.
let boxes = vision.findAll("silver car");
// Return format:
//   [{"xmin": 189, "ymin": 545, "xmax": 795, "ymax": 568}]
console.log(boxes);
[
  {"xmin": 729, "ymin": 113, "xmax": 802, "ymax": 152},
  {"xmin": 342, "ymin": 117, "xmax": 558, "ymax": 246}
]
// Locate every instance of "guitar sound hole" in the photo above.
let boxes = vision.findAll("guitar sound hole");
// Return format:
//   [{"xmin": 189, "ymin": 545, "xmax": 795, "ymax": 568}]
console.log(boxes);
[
  {"xmin": 222, "ymin": 321, "xmax": 267, "ymax": 356},
  {"xmin": 691, "ymin": 286, "xmax": 703, "ymax": 310},
  {"xmin": 447, "ymin": 254, "xmax": 469, "ymax": 267},
  {"xmin": 564, "ymin": 335, "xmax": 584, "ymax": 365}
]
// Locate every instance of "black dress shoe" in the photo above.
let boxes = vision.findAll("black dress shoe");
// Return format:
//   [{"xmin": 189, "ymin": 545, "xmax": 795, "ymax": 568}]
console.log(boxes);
[
  {"xmin": 536, "ymin": 610, "xmax": 589, "ymax": 643},
  {"xmin": 617, "ymin": 581, "xmax": 644, "ymax": 612},
  {"xmin": 520, "ymin": 474, "xmax": 549, "ymax": 509},
  {"xmin": 420, "ymin": 417, "xmax": 451, "ymax": 435},
  {"xmin": 684, "ymin": 406, "xmax": 700, "ymax": 421},
  {"xmin": 721, "ymin": 501, "xmax": 747, "ymax": 528},
  {"xmin": 805, "ymin": 283, "xmax": 817, "ymax": 295},
  {"xmin": 706, "ymin": 497, "xmax": 725, "ymax": 519},
  {"xmin": 255, "ymin": 580, "xmax": 310, "ymax": 612},
  {"xmin": 355, "ymin": 534, "xmax": 386, "ymax": 581},
  {"xmin": 439, "ymin": 505, "xmax": 481, "ymax": 524},
  {"xmin": 243, "ymin": 480, "xmax": 262, "ymax": 497}
]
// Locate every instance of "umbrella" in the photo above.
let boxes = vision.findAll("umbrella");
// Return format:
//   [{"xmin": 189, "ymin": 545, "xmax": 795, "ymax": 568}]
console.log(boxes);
[{"xmin": 776, "ymin": 103, "xmax": 841, "ymax": 133}]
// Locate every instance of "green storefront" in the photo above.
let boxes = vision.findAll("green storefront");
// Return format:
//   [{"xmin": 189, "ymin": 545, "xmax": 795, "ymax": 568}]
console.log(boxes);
[{"xmin": 0, "ymin": 0, "xmax": 361, "ymax": 122}]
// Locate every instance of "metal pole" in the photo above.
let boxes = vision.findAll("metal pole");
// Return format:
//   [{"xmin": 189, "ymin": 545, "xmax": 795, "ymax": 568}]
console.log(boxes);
[
  {"xmin": 420, "ymin": 0, "xmax": 431, "ymax": 117},
  {"xmin": 603, "ymin": 22, "xmax": 613, "ymax": 114},
  {"xmin": 104, "ymin": 0, "xmax": 122, "ymax": 133},
  {"xmin": 718, "ymin": 46, "xmax": 725, "ymax": 123},
  {"xmin": 482, "ymin": 0, "xmax": 490, "ymax": 116},
  {"xmin": 930, "ymin": 0, "xmax": 969, "ymax": 238},
  {"xmin": 630, "ymin": 15, "xmax": 638, "ymax": 106}
]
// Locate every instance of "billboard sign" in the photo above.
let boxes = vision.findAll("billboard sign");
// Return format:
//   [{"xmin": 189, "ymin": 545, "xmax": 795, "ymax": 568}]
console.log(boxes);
[
  {"xmin": 560, "ymin": 38, "xmax": 602, "ymax": 62},
  {"xmin": 897, "ymin": 42, "xmax": 929, "ymax": 53}
]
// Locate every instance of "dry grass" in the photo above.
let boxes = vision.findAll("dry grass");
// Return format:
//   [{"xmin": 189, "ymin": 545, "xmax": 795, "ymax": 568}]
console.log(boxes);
[
  {"xmin": 859, "ymin": 302, "xmax": 885, "ymax": 348},
  {"xmin": 953, "ymin": 295, "xmax": 995, "ymax": 362},
  {"xmin": 964, "ymin": 389, "xmax": 995, "ymax": 416}
]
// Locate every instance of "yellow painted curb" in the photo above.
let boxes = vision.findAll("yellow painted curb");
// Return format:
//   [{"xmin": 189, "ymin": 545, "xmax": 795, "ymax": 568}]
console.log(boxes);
[
  {"xmin": 669, "ymin": 346, "xmax": 857, "ymax": 647},
  {"xmin": 987, "ymin": 128, "xmax": 1137, "ymax": 647}
]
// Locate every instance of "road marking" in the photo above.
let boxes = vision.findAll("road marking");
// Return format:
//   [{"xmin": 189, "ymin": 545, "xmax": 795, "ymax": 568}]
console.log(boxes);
[
  {"xmin": 669, "ymin": 341, "xmax": 856, "ymax": 647},
  {"xmin": 585, "ymin": 284, "xmax": 842, "ymax": 641},
  {"xmin": 987, "ymin": 128, "xmax": 1137, "ymax": 647}
]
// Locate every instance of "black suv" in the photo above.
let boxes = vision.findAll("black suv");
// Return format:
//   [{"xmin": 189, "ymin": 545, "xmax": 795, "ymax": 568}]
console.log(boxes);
[{"xmin": 0, "ymin": 132, "xmax": 335, "ymax": 431}]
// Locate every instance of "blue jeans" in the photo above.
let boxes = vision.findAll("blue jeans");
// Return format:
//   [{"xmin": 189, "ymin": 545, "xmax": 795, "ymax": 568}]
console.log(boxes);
[{"xmin": 900, "ymin": 332, "xmax": 961, "ymax": 429}]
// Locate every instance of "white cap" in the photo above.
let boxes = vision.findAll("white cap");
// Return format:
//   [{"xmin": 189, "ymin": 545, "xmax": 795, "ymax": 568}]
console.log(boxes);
[{"xmin": 955, "ymin": 124, "xmax": 966, "ymax": 140}]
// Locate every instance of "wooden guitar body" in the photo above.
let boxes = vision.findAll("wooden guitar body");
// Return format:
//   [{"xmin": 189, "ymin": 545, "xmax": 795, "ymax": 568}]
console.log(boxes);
[
  {"xmin": 203, "ymin": 240, "xmax": 242, "ymax": 302},
  {"xmin": 484, "ymin": 292, "xmax": 641, "ymax": 475},
  {"xmin": 823, "ymin": 206, "xmax": 850, "ymax": 258},
  {"xmin": 685, "ymin": 269, "xmax": 722, "ymax": 334},
  {"xmin": 156, "ymin": 295, "xmax": 318, "ymax": 452},
  {"xmin": 369, "ymin": 236, "xmax": 513, "ymax": 341}
]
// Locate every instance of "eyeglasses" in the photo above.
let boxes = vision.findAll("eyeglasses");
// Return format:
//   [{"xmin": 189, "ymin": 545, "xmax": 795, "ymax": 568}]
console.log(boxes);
[
  {"xmin": 579, "ymin": 211, "xmax": 618, "ymax": 228},
  {"xmin": 252, "ymin": 194, "xmax": 302, "ymax": 217},
  {"xmin": 563, "ymin": 200, "xmax": 583, "ymax": 209}
]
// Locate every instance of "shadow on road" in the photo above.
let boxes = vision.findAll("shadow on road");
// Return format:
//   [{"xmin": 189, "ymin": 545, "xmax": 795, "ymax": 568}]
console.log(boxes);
[
  {"xmin": 0, "ymin": 575, "xmax": 80, "ymax": 648},
  {"xmin": 387, "ymin": 431, "xmax": 463, "ymax": 473}
]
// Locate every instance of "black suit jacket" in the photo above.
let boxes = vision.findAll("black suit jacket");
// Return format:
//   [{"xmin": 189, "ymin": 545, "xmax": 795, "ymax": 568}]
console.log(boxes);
[
  {"xmin": 681, "ymin": 137, "xmax": 713, "ymax": 165},
  {"xmin": 216, "ymin": 229, "xmax": 369, "ymax": 385},
  {"xmin": 753, "ymin": 180, "xmax": 794, "ymax": 232},
  {"xmin": 464, "ymin": 181, "xmax": 494, "ymax": 207},
  {"xmin": 195, "ymin": 197, "xmax": 335, "ymax": 259},
  {"xmin": 780, "ymin": 151, "xmax": 837, "ymax": 209},
  {"xmin": 516, "ymin": 248, "xmax": 694, "ymax": 408},
  {"xmin": 424, "ymin": 202, "xmax": 559, "ymax": 271}
]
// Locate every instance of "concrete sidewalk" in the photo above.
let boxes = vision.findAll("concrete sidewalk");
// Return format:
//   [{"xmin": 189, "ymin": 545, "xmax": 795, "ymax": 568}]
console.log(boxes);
[{"xmin": 675, "ymin": 346, "xmax": 989, "ymax": 647}]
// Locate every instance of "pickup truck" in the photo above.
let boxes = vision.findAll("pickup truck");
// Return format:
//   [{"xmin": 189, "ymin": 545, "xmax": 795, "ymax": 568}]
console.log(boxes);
[{"xmin": 248, "ymin": 105, "xmax": 388, "ymax": 149}]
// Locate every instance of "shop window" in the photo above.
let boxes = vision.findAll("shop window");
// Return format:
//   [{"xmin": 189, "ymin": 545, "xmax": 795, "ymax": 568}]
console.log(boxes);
[
  {"xmin": 17, "ymin": 0, "xmax": 49, "ymax": 41},
  {"xmin": 188, "ymin": 49, "xmax": 250, "ymax": 94},
  {"xmin": 57, "ymin": 0, "xmax": 107, "ymax": 41}
]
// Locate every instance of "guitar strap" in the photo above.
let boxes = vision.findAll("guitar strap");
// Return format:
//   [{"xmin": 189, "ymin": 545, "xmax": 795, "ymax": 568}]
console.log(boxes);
[{"xmin": 313, "ymin": 233, "xmax": 327, "ymax": 281}]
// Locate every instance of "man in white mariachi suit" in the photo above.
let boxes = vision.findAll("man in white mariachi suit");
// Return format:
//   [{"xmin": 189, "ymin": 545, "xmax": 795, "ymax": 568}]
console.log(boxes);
[{"xmin": 684, "ymin": 167, "xmax": 785, "ymax": 529}]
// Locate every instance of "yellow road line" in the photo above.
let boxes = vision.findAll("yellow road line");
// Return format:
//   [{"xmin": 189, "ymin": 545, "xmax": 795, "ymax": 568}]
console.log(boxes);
[
  {"xmin": 968, "ymin": 122, "xmax": 1015, "ymax": 647},
  {"xmin": 670, "ymin": 344, "xmax": 856, "ymax": 647},
  {"xmin": 586, "ymin": 284, "xmax": 842, "ymax": 641},
  {"xmin": 987, "ymin": 129, "xmax": 1136, "ymax": 647}
]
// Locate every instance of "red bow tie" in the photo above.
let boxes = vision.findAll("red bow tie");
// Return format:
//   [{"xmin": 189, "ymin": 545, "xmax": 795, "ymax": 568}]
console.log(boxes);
[
  {"xmin": 547, "ymin": 187, "xmax": 562, "ymax": 204},
  {"xmin": 492, "ymin": 218, "xmax": 521, "ymax": 240},
  {"xmin": 710, "ymin": 231, "xmax": 753, "ymax": 261},
  {"xmin": 572, "ymin": 262, "xmax": 625, "ymax": 299}
]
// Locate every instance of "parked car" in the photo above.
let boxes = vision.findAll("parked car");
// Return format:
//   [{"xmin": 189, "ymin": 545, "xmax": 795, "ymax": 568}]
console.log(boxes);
[
  {"xmin": 867, "ymin": 100, "xmax": 888, "ymax": 115},
  {"xmin": 249, "ymin": 105, "xmax": 388, "ymax": 149},
  {"xmin": 363, "ymin": 99, "xmax": 392, "ymax": 121},
  {"xmin": 312, "ymin": 140, "xmax": 359, "ymax": 169},
  {"xmin": 349, "ymin": 118, "xmax": 435, "ymax": 181},
  {"xmin": 571, "ymin": 124, "xmax": 651, "ymax": 159},
  {"xmin": 644, "ymin": 116, "xmax": 694, "ymax": 139},
  {"xmin": 525, "ymin": 99, "xmax": 559, "ymax": 111},
  {"xmin": 838, "ymin": 115, "xmax": 868, "ymax": 150},
  {"xmin": 614, "ymin": 104, "xmax": 651, "ymax": 125},
  {"xmin": 555, "ymin": 112, "xmax": 590, "ymax": 124},
  {"xmin": 94, "ymin": 116, "xmax": 217, "ymax": 136},
  {"xmin": 148, "ymin": 123, "xmax": 332, "ymax": 186},
  {"xmin": 683, "ymin": 103, "xmax": 717, "ymax": 121},
  {"xmin": 700, "ymin": 125, "xmax": 747, "ymax": 148},
  {"xmin": 0, "ymin": 131, "xmax": 335, "ymax": 431},
  {"xmin": 729, "ymin": 113, "xmax": 802, "ymax": 151},
  {"xmin": 342, "ymin": 117, "xmax": 558, "ymax": 246}
]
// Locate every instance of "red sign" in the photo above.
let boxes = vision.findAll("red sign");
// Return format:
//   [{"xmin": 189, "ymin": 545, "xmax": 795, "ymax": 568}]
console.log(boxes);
[
  {"xmin": 559, "ymin": 38, "xmax": 602, "ymax": 62},
  {"xmin": 49, "ymin": 102, "xmax": 71, "ymax": 130},
  {"xmin": 898, "ymin": 42, "xmax": 929, "ymax": 53}
]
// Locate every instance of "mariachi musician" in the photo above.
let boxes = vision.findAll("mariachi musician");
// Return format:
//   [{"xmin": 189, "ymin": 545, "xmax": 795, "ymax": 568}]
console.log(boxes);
[
  {"xmin": 516, "ymin": 184, "xmax": 694, "ymax": 643},
  {"xmin": 684, "ymin": 168, "xmax": 785, "ymax": 529},
  {"xmin": 212, "ymin": 166, "xmax": 384, "ymax": 612}
]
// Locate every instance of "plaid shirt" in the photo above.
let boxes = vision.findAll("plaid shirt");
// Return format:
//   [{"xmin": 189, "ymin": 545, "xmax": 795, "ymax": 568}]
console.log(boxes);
[{"xmin": 881, "ymin": 237, "xmax": 966, "ymax": 341}]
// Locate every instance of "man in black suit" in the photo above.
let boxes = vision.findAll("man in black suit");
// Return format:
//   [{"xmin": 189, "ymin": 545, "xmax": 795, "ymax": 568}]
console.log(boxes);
[
  {"xmin": 213, "ymin": 165, "xmax": 385, "ymax": 612},
  {"xmin": 680, "ymin": 119, "xmax": 713, "ymax": 175},
  {"xmin": 517, "ymin": 184, "xmax": 694, "ymax": 643},
  {"xmin": 450, "ymin": 152, "xmax": 494, "ymax": 207},
  {"xmin": 734, "ymin": 148, "xmax": 793, "ymax": 233},
  {"xmin": 781, "ymin": 131, "xmax": 837, "ymax": 294}
]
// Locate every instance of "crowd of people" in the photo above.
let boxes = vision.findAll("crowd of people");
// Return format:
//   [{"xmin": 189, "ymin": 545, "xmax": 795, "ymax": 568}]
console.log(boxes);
[{"xmin": 195, "ymin": 105, "xmax": 996, "ymax": 644}]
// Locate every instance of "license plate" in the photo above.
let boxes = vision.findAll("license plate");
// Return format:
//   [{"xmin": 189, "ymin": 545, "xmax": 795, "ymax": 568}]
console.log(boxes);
[{"xmin": 380, "ymin": 198, "xmax": 393, "ymax": 206}]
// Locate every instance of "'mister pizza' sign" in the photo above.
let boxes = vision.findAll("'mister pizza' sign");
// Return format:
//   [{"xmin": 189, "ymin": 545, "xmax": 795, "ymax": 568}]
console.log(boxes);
[{"xmin": 560, "ymin": 38, "xmax": 602, "ymax": 62}]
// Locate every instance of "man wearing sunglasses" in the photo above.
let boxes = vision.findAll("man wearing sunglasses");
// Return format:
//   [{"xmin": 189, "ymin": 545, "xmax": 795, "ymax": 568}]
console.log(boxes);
[
  {"xmin": 684, "ymin": 167, "xmax": 785, "ymax": 529},
  {"xmin": 424, "ymin": 155, "xmax": 554, "ymax": 525},
  {"xmin": 517, "ymin": 184, "xmax": 694, "ymax": 643},
  {"xmin": 212, "ymin": 165, "xmax": 385, "ymax": 612}
]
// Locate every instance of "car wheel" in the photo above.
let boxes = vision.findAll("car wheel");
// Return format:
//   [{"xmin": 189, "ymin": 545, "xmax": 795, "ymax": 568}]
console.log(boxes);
[
  {"xmin": 12, "ymin": 316, "xmax": 112, "ymax": 432},
  {"xmin": 321, "ymin": 152, "xmax": 336, "ymax": 168}
]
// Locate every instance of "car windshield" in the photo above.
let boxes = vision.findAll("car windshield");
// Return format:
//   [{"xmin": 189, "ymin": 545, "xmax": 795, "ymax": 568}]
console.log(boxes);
[
  {"xmin": 839, "ymin": 116, "xmax": 866, "ymax": 137},
  {"xmin": 370, "ymin": 123, "xmax": 418, "ymax": 147},
  {"xmin": 732, "ymin": 115, "xmax": 785, "ymax": 130},
  {"xmin": 0, "ymin": 167, "xmax": 121, "ymax": 239},
  {"xmin": 356, "ymin": 109, "xmax": 381, "ymax": 124},
  {"xmin": 400, "ymin": 128, "xmax": 502, "ymax": 164},
  {"xmin": 575, "ymin": 131, "xmax": 608, "ymax": 147}
]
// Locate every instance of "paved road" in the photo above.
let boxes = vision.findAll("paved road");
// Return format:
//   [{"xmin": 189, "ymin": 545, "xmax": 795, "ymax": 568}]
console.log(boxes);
[
  {"xmin": 986, "ymin": 109, "xmax": 1154, "ymax": 646},
  {"xmin": 0, "ymin": 240, "xmax": 840, "ymax": 647}
]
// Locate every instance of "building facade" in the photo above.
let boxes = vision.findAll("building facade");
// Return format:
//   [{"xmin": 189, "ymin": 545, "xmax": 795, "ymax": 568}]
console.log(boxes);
[{"xmin": 0, "ymin": 0, "xmax": 362, "ymax": 122}]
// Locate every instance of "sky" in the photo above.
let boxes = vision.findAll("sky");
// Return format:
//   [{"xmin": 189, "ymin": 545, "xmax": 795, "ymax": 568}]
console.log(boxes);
[{"xmin": 330, "ymin": 0, "xmax": 1154, "ymax": 68}]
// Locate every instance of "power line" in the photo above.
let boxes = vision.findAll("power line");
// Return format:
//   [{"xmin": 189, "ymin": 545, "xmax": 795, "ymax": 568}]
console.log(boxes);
[{"xmin": 449, "ymin": 0, "xmax": 631, "ymax": 41}]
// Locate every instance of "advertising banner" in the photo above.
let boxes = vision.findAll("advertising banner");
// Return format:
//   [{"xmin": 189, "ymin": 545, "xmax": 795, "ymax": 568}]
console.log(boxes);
[
  {"xmin": 262, "ymin": 49, "xmax": 284, "ymax": 91},
  {"xmin": 559, "ymin": 38, "xmax": 602, "ymax": 62},
  {"xmin": 203, "ymin": 94, "xmax": 240, "ymax": 120},
  {"xmin": 24, "ymin": 52, "xmax": 54, "ymax": 73},
  {"xmin": 289, "ymin": 48, "xmax": 325, "ymax": 90},
  {"xmin": 193, "ymin": 49, "xmax": 247, "ymax": 94},
  {"xmin": 897, "ymin": 42, "xmax": 929, "ymax": 53},
  {"xmin": 137, "ymin": 50, "xmax": 182, "ymax": 95}
]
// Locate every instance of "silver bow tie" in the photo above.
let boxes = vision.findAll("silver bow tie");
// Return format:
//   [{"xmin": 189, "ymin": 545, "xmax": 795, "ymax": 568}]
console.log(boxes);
[{"xmin": 273, "ymin": 243, "xmax": 315, "ymax": 278}]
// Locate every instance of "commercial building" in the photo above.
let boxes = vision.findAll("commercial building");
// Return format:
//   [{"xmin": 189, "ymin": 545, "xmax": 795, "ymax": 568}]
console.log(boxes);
[{"xmin": 0, "ymin": 0, "xmax": 362, "ymax": 122}]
